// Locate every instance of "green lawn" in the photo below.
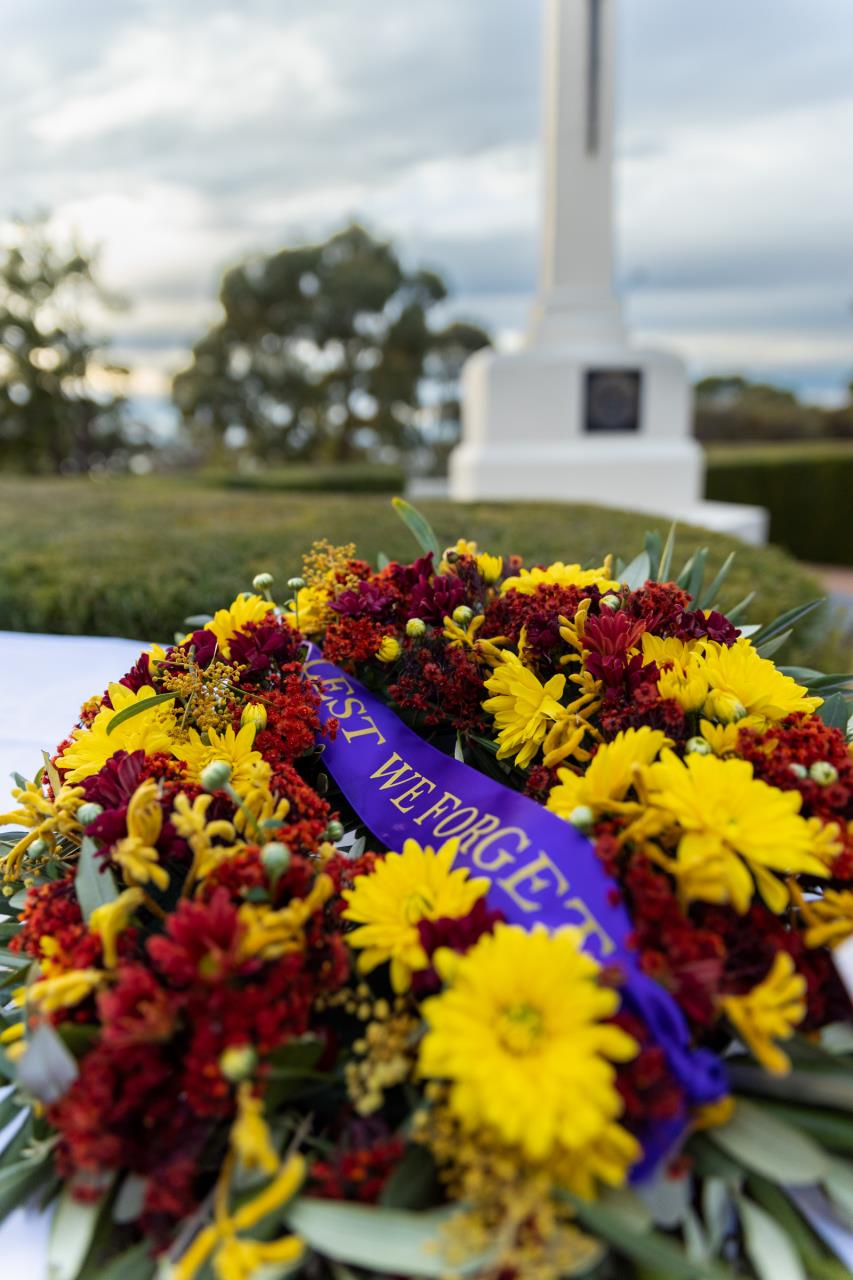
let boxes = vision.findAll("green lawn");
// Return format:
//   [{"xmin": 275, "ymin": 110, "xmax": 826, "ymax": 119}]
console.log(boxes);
[{"xmin": 0, "ymin": 474, "xmax": 845, "ymax": 670}]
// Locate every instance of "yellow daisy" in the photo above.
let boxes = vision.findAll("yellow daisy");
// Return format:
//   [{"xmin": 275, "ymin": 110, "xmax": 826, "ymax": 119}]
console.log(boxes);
[
  {"xmin": 501, "ymin": 561, "xmax": 619, "ymax": 597},
  {"xmin": 175, "ymin": 723, "xmax": 267, "ymax": 796},
  {"xmin": 419, "ymin": 924, "xmax": 638, "ymax": 1164},
  {"xmin": 205, "ymin": 593, "xmax": 275, "ymax": 657},
  {"xmin": 58, "ymin": 684, "xmax": 180, "ymax": 782},
  {"xmin": 483, "ymin": 650, "xmax": 567, "ymax": 769},
  {"xmin": 547, "ymin": 727, "xmax": 669, "ymax": 821},
  {"xmin": 721, "ymin": 952, "xmax": 806, "ymax": 1076},
  {"xmin": 342, "ymin": 838, "xmax": 490, "ymax": 993},
  {"xmin": 700, "ymin": 638, "xmax": 822, "ymax": 723},
  {"xmin": 645, "ymin": 750, "xmax": 829, "ymax": 913}
]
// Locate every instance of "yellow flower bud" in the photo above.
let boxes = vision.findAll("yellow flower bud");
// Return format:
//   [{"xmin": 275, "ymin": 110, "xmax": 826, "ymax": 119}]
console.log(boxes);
[
  {"xmin": 376, "ymin": 636, "xmax": 401, "ymax": 663},
  {"xmin": 241, "ymin": 702, "xmax": 268, "ymax": 732}
]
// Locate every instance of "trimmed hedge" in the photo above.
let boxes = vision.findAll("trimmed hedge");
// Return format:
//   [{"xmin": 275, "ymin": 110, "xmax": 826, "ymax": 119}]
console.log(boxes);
[
  {"xmin": 706, "ymin": 444, "xmax": 853, "ymax": 566},
  {"xmin": 0, "ymin": 475, "xmax": 844, "ymax": 672},
  {"xmin": 213, "ymin": 463, "xmax": 405, "ymax": 494}
]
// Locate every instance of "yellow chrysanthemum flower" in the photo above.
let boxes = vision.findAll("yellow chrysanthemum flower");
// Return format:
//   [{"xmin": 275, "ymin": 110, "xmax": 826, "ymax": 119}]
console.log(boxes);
[
  {"xmin": 172, "ymin": 1155, "xmax": 305, "ymax": 1280},
  {"xmin": 58, "ymin": 684, "xmax": 180, "ymax": 782},
  {"xmin": 375, "ymin": 635, "xmax": 401, "ymax": 663},
  {"xmin": 700, "ymin": 638, "xmax": 822, "ymax": 723},
  {"xmin": 205, "ymin": 593, "xmax": 275, "ymax": 657},
  {"xmin": 501, "ymin": 561, "xmax": 619, "ymax": 597},
  {"xmin": 284, "ymin": 583, "xmax": 331, "ymax": 635},
  {"xmin": 30, "ymin": 968, "xmax": 105, "ymax": 1014},
  {"xmin": 342, "ymin": 838, "xmax": 490, "ymax": 993},
  {"xmin": 476, "ymin": 552, "xmax": 503, "ymax": 583},
  {"xmin": 89, "ymin": 887, "xmax": 145, "ymax": 968},
  {"xmin": 639, "ymin": 634, "xmax": 698, "ymax": 669},
  {"xmin": 231, "ymin": 1083, "xmax": 278, "ymax": 1175},
  {"xmin": 442, "ymin": 613, "xmax": 485, "ymax": 650},
  {"xmin": 798, "ymin": 886, "xmax": 853, "ymax": 949},
  {"xmin": 721, "ymin": 952, "xmax": 806, "ymax": 1076},
  {"xmin": 419, "ymin": 924, "xmax": 638, "ymax": 1164},
  {"xmin": 175, "ymin": 723, "xmax": 267, "ymax": 796},
  {"xmin": 439, "ymin": 538, "xmax": 479, "ymax": 572},
  {"xmin": 547, "ymin": 727, "xmax": 669, "ymax": 822},
  {"xmin": 483, "ymin": 650, "xmax": 567, "ymax": 769},
  {"xmin": 112, "ymin": 779, "xmax": 169, "ymax": 892},
  {"xmin": 645, "ymin": 751, "xmax": 828, "ymax": 913}
]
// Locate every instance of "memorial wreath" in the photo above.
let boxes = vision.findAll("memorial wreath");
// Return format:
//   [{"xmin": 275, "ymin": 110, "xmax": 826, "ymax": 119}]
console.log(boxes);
[{"xmin": 0, "ymin": 500, "xmax": 852, "ymax": 1279}]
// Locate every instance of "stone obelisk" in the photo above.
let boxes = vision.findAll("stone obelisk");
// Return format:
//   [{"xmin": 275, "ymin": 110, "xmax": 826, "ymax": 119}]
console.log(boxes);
[{"xmin": 448, "ymin": 0, "xmax": 704, "ymax": 511}]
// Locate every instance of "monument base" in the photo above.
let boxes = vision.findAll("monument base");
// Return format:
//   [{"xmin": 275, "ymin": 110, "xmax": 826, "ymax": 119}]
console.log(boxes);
[{"xmin": 445, "ymin": 345, "xmax": 768, "ymax": 545}]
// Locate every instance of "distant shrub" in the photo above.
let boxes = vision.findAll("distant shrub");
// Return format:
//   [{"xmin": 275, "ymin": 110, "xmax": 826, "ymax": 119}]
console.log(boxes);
[
  {"xmin": 215, "ymin": 464, "xmax": 405, "ymax": 494},
  {"xmin": 706, "ymin": 444, "xmax": 853, "ymax": 566}
]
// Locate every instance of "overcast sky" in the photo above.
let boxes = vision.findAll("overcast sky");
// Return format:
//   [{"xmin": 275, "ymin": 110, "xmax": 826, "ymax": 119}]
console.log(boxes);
[{"xmin": 3, "ymin": 0, "xmax": 853, "ymax": 417}]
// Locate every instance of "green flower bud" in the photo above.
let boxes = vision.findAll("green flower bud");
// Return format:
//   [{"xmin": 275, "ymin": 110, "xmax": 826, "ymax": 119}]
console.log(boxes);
[
  {"xmin": 219, "ymin": 1044, "xmax": 258, "ymax": 1083},
  {"xmin": 252, "ymin": 572, "xmax": 274, "ymax": 591},
  {"xmin": 600, "ymin": 594, "xmax": 621, "ymax": 610},
  {"xmin": 262, "ymin": 841, "xmax": 291, "ymax": 880},
  {"xmin": 452, "ymin": 605, "xmax": 474, "ymax": 625},
  {"xmin": 685, "ymin": 737, "xmax": 712, "ymax": 756},
  {"xmin": 200, "ymin": 760, "xmax": 232, "ymax": 792},
  {"xmin": 789, "ymin": 762, "xmax": 808, "ymax": 780},
  {"xmin": 29, "ymin": 838, "xmax": 48, "ymax": 858},
  {"xmin": 810, "ymin": 761, "xmax": 838, "ymax": 786},
  {"xmin": 325, "ymin": 819, "xmax": 345, "ymax": 842},
  {"xmin": 406, "ymin": 618, "xmax": 426, "ymax": 638},
  {"xmin": 287, "ymin": 576, "xmax": 306, "ymax": 591},
  {"xmin": 76, "ymin": 802, "xmax": 104, "ymax": 825},
  {"xmin": 568, "ymin": 805, "xmax": 594, "ymax": 832}
]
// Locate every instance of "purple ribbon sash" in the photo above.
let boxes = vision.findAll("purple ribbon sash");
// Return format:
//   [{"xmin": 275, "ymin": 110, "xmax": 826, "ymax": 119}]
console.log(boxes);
[{"xmin": 305, "ymin": 647, "xmax": 726, "ymax": 1171}]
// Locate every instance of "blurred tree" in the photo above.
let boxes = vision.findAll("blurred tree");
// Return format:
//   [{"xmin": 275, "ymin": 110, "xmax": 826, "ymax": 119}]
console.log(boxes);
[
  {"xmin": 0, "ymin": 218, "xmax": 129, "ymax": 473},
  {"xmin": 173, "ymin": 224, "xmax": 490, "ymax": 463}
]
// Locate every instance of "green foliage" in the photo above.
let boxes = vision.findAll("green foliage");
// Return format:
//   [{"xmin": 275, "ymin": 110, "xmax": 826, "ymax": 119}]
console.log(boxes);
[
  {"xmin": 173, "ymin": 223, "xmax": 490, "ymax": 465},
  {"xmin": 0, "ymin": 218, "xmax": 129, "ymax": 474},
  {"xmin": 0, "ymin": 476, "xmax": 844, "ymax": 672},
  {"xmin": 706, "ymin": 443, "xmax": 853, "ymax": 565}
]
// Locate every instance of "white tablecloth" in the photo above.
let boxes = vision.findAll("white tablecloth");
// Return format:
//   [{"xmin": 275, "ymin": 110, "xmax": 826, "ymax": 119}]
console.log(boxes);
[{"xmin": 0, "ymin": 630, "xmax": 145, "ymax": 1277}]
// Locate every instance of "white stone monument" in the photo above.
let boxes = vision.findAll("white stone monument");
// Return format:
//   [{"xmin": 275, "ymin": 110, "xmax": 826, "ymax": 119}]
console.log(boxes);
[{"xmin": 448, "ymin": 0, "xmax": 767, "ymax": 544}]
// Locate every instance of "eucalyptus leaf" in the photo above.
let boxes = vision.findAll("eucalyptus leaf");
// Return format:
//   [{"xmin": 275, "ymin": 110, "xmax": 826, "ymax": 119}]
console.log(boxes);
[
  {"xmin": 16, "ymin": 1021, "xmax": 79, "ymax": 1104},
  {"xmin": 75, "ymin": 837, "xmax": 118, "ymax": 921},
  {"xmin": 42, "ymin": 751, "xmax": 62, "ymax": 798},
  {"xmin": 390, "ymin": 498, "xmax": 441, "ymax": 560},
  {"xmin": 823, "ymin": 1159, "xmax": 853, "ymax": 1230},
  {"xmin": 566, "ymin": 1194, "xmax": 735, "ymax": 1279},
  {"xmin": 643, "ymin": 529, "xmax": 662, "ymax": 580},
  {"xmin": 379, "ymin": 1144, "xmax": 439, "ymax": 1211},
  {"xmin": 105, "ymin": 691, "xmax": 177, "ymax": 736},
  {"xmin": 756, "ymin": 629, "xmax": 792, "ymax": 659},
  {"xmin": 818, "ymin": 693, "xmax": 851, "ymax": 732},
  {"xmin": 620, "ymin": 550, "xmax": 651, "ymax": 592},
  {"xmin": 726, "ymin": 591, "xmax": 756, "ymax": 623},
  {"xmin": 684, "ymin": 547, "xmax": 709, "ymax": 605},
  {"xmin": 738, "ymin": 1194, "xmax": 806, "ymax": 1280},
  {"xmin": 182, "ymin": 614, "xmax": 213, "ymax": 628},
  {"xmin": 377, "ymin": 552, "xmax": 390, "ymax": 570},
  {"xmin": 48, "ymin": 1180, "xmax": 113, "ymax": 1280},
  {"xmin": 0, "ymin": 1150, "xmax": 52, "ymax": 1220},
  {"xmin": 657, "ymin": 524, "xmax": 677, "ymax": 583},
  {"xmin": 84, "ymin": 1241, "xmax": 155, "ymax": 1280},
  {"xmin": 697, "ymin": 551, "xmax": 736, "ymax": 610},
  {"xmin": 730, "ymin": 1065, "xmax": 853, "ymax": 1111},
  {"xmin": 751, "ymin": 598, "xmax": 824, "ymax": 645},
  {"xmin": 710, "ymin": 1099, "xmax": 829, "ymax": 1184},
  {"xmin": 285, "ymin": 1198, "xmax": 491, "ymax": 1277}
]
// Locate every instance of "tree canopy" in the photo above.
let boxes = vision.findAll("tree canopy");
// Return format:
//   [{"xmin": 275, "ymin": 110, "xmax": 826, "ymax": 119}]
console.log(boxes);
[
  {"xmin": 0, "ymin": 219, "xmax": 128, "ymax": 473},
  {"xmin": 172, "ymin": 224, "xmax": 490, "ymax": 463}
]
